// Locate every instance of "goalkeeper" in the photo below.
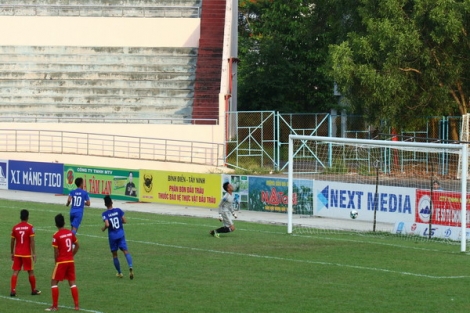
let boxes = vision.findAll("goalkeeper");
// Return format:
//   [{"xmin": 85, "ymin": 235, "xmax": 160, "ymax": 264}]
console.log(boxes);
[{"xmin": 210, "ymin": 182, "xmax": 237, "ymax": 238}]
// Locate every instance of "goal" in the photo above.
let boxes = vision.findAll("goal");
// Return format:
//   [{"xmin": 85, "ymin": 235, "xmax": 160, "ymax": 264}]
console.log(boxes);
[{"xmin": 287, "ymin": 135, "xmax": 469, "ymax": 252}]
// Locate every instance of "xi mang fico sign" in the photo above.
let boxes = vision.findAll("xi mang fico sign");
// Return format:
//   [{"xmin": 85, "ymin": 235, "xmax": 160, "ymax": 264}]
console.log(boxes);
[{"xmin": 8, "ymin": 160, "xmax": 63, "ymax": 193}]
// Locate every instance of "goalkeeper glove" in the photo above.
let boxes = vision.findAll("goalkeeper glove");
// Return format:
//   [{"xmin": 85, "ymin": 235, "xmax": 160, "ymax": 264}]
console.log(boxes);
[
  {"xmin": 218, "ymin": 214, "xmax": 223, "ymax": 222},
  {"xmin": 232, "ymin": 212, "xmax": 238, "ymax": 219}
]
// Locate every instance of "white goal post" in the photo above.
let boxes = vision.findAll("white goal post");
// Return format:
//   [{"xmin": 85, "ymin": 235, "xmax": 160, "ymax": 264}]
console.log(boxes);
[{"xmin": 287, "ymin": 135, "xmax": 469, "ymax": 252}]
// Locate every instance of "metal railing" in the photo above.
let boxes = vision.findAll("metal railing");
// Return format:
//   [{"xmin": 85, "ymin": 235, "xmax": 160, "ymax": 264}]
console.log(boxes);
[
  {"xmin": 0, "ymin": 4, "xmax": 201, "ymax": 18},
  {"xmin": 0, "ymin": 129, "xmax": 224, "ymax": 166}
]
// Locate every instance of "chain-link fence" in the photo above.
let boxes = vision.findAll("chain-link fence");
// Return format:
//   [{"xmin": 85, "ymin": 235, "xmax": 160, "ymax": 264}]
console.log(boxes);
[{"xmin": 225, "ymin": 112, "xmax": 463, "ymax": 172}]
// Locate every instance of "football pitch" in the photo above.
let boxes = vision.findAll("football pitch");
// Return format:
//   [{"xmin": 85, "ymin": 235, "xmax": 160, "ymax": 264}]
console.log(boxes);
[{"xmin": 0, "ymin": 199, "xmax": 469, "ymax": 313}]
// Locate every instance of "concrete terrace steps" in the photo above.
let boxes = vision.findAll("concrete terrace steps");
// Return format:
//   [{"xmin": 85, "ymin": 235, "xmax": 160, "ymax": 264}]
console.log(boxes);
[
  {"xmin": 1, "ymin": 110, "xmax": 193, "ymax": 120},
  {"xmin": 0, "ymin": 0, "xmax": 202, "ymax": 18},
  {"xmin": 0, "ymin": 87, "xmax": 193, "ymax": 98},
  {"xmin": 0, "ymin": 71, "xmax": 195, "ymax": 81},
  {"xmin": 0, "ymin": 54, "xmax": 198, "ymax": 66},
  {"xmin": 1, "ymin": 113, "xmax": 191, "ymax": 121},
  {"xmin": 0, "ymin": 95, "xmax": 193, "ymax": 105},
  {"xmin": 0, "ymin": 46, "xmax": 198, "ymax": 57},
  {"xmin": 0, "ymin": 103, "xmax": 193, "ymax": 118},
  {"xmin": 0, "ymin": 63, "xmax": 196, "ymax": 73},
  {"xmin": 0, "ymin": 45, "xmax": 198, "ymax": 120},
  {"xmin": 0, "ymin": 0, "xmax": 201, "ymax": 6},
  {"xmin": 0, "ymin": 72, "xmax": 195, "ymax": 81},
  {"xmin": 0, "ymin": 102, "xmax": 191, "ymax": 111},
  {"xmin": 0, "ymin": 79, "xmax": 195, "ymax": 89},
  {"xmin": 0, "ymin": 7, "xmax": 201, "ymax": 18}
]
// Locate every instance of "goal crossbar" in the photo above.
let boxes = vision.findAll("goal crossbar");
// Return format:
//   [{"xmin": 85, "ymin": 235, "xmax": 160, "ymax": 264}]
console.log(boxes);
[{"xmin": 287, "ymin": 135, "xmax": 468, "ymax": 252}]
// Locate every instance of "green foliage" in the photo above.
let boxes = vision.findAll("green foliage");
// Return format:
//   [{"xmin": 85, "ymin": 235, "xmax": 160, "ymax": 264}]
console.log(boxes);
[
  {"xmin": 237, "ymin": 0, "xmax": 470, "ymax": 128},
  {"xmin": 328, "ymin": 0, "xmax": 470, "ymax": 129},
  {"xmin": 238, "ymin": 0, "xmax": 337, "ymax": 113},
  {"xmin": 322, "ymin": 158, "xmax": 348, "ymax": 174},
  {"xmin": 230, "ymin": 155, "xmax": 274, "ymax": 174},
  {"xmin": 233, "ymin": 165, "xmax": 273, "ymax": 175},
  {"xmin": 1, "ymin": 199, "xmax": 470, "ymax": 312},
  {"xmin": 226, "ymin": 140, "xmax": 278, "ymax": 173}
]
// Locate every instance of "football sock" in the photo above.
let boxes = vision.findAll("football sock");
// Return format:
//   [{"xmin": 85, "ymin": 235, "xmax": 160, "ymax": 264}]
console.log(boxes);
[
  {"xmin": 11, "ymin": 275, "xmax": 18, "ymax": 291},
  {"xmin": 216, "ymin": 226, "xmax": 231, "ymax": 233},
  {"xmin": 29, "ymin": 275, "xmax": 37, "ymax": 290},
  {"xmin": 51, "ymin": 285, "xmax": 59, "ymax": 307},
  {"xmin": 113, "ymin": 257, "xmax": 121, "ymax": 273},
  {"xmin": 70, "ymin": 285, "xmax": 79, "ymax": 307},
  {"xmin": 125, "ymin": 253, "xmax": 133, "ymax": 268}
]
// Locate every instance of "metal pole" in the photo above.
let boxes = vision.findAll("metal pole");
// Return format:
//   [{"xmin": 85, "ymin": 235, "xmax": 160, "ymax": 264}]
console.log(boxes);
[
  {"xmin": 461, "ymin": 144, "xmax": 468, "ymax": 252},
  {"xmin": 287, "ymin": 136, "xmax": 294, "ymax": 234}
]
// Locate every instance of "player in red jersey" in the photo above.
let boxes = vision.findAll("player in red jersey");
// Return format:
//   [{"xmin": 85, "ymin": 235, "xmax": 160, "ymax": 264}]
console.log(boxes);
[
  {"xmin": 45, "ymin": 214, "xmax": 80, "ymax": 312},
  {"xmin": 10, "ymin": 209, "xmax": 41, "ymax": 297}
]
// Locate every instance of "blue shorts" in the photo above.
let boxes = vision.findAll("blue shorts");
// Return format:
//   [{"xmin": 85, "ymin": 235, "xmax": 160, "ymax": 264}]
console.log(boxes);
[
  {"xmin": 70, "ymin": 211, "xmax": 83, "ymax": 229},
  {"xmin": 109, "ymin": 236, "xmax": 129, "ymax": 252}
]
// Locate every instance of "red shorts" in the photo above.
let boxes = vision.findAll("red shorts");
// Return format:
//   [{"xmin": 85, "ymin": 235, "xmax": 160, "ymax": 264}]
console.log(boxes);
[
  {"xmin": 12, "ymin": 256, "xmax": 33, "ymax": 271},
  {"xmin": 52, "ymin": 262, "xmax": 76, "ymax": 281}
]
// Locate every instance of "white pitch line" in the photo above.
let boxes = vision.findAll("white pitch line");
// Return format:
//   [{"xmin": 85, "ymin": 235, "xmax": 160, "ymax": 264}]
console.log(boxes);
[
  {"xmin": 0, "ymin": 202, "xmax": 470, "ymax": 272},
  {"xmin": 79, "ymin": 233, "xmax": 470, "ymax": 280},
  {"xmin": 0, "ymin": 295, "xmax": 104, "ymax": 313},
  {"xmin": 31, "ymin": 214, "xmax": 463, "ymax": 255}
]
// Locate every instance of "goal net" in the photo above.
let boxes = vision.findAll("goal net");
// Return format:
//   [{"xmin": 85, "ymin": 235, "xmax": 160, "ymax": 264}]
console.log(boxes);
[{"xmin": 287, "ymin": 135, "xmax": 469, "ymax": 252}]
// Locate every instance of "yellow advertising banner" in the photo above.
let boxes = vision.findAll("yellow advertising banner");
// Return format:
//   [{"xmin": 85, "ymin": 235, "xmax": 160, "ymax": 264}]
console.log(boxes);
[{"xmin": 139, "ymin": 170, "xmax": 221, "ymax": 208}]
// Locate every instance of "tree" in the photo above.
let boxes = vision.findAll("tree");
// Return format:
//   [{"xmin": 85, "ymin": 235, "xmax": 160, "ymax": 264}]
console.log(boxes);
[
  {"xmin": 328, "ymin": 0, "xmax": 470, "ymax": 130},
  {"xmin": 238, "ymin": 0, "xmax": 337, "ymax": 113}
]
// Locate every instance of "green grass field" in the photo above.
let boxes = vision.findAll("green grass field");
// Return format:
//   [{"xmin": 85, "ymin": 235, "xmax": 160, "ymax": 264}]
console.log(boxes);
[{"xmin": 0, "ymin": 199, "xmax": 469, "ymax": 312}]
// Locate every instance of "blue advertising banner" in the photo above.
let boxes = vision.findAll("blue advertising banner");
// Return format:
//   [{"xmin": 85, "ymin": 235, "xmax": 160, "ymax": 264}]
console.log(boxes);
[
  {"xmin": 0, "ymin": 160, "xmax": 7, "ymax": 190},
  {"xmin": 8, "ymin": 160, "xmax": 63, "ymax": 193}
]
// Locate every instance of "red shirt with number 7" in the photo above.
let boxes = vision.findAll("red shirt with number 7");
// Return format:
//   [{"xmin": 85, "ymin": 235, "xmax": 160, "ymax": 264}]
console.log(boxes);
[{"xmin": 11, "ymin": 221, "xmax": 35, "ymax": 257}]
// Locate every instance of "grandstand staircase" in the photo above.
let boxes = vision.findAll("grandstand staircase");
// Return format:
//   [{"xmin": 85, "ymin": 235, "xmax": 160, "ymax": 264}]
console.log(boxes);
[{"xmin": 191, "ymin": 0, "xmax": 225, "ymax": 123}]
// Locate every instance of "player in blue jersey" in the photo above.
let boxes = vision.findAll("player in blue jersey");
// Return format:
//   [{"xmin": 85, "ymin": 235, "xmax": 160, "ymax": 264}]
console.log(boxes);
[
  {"xmin": 101, "ymin": 195, "xmax": 134, "ymax": 279},
  {"xmin": 66, "ymin": 177, "xmax": 91, "ymax": 235}
]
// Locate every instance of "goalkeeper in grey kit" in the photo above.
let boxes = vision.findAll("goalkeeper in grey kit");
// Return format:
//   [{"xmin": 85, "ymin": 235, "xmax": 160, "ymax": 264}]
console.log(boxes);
[{"xmin": 210, "ymin": 182, "xmax": 237, "ymax": 238}]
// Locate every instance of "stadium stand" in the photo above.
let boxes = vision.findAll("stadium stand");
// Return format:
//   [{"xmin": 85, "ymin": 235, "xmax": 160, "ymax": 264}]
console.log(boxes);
[{"xmin": 0, "ymin": 0, "xmax": 225, "ymax": 124}]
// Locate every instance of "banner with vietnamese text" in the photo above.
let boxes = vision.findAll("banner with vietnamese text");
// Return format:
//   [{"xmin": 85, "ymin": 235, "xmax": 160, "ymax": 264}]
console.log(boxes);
[
  {"xmin": 139, "ymin": 170, "xmax": 220, "ymax": 208},
  {"xmin": 248, "ymin": 176, "xmax": 313, "ymax": 213},
  {"xmin": 9, "ymin": 160, "xmax": 63, "ymax": 193},
  {"xmin": 415, "ymin": 189, "xmax": 470, "ymax": 227},
  {"xmin": 64, "ymin": 165, "xmax": 139, "ymax": 201}
]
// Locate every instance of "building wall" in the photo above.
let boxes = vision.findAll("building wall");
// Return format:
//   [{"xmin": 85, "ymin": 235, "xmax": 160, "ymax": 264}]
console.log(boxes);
[{"xmin": 0, "ymin": 16, "xmax": 200, "ymax": 47}]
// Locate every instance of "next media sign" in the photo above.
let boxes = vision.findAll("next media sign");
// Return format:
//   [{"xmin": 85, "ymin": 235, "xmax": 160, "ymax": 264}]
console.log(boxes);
[{"xmin": 314, "ymin": 181, "xmax": 416, "ymax": 223}]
